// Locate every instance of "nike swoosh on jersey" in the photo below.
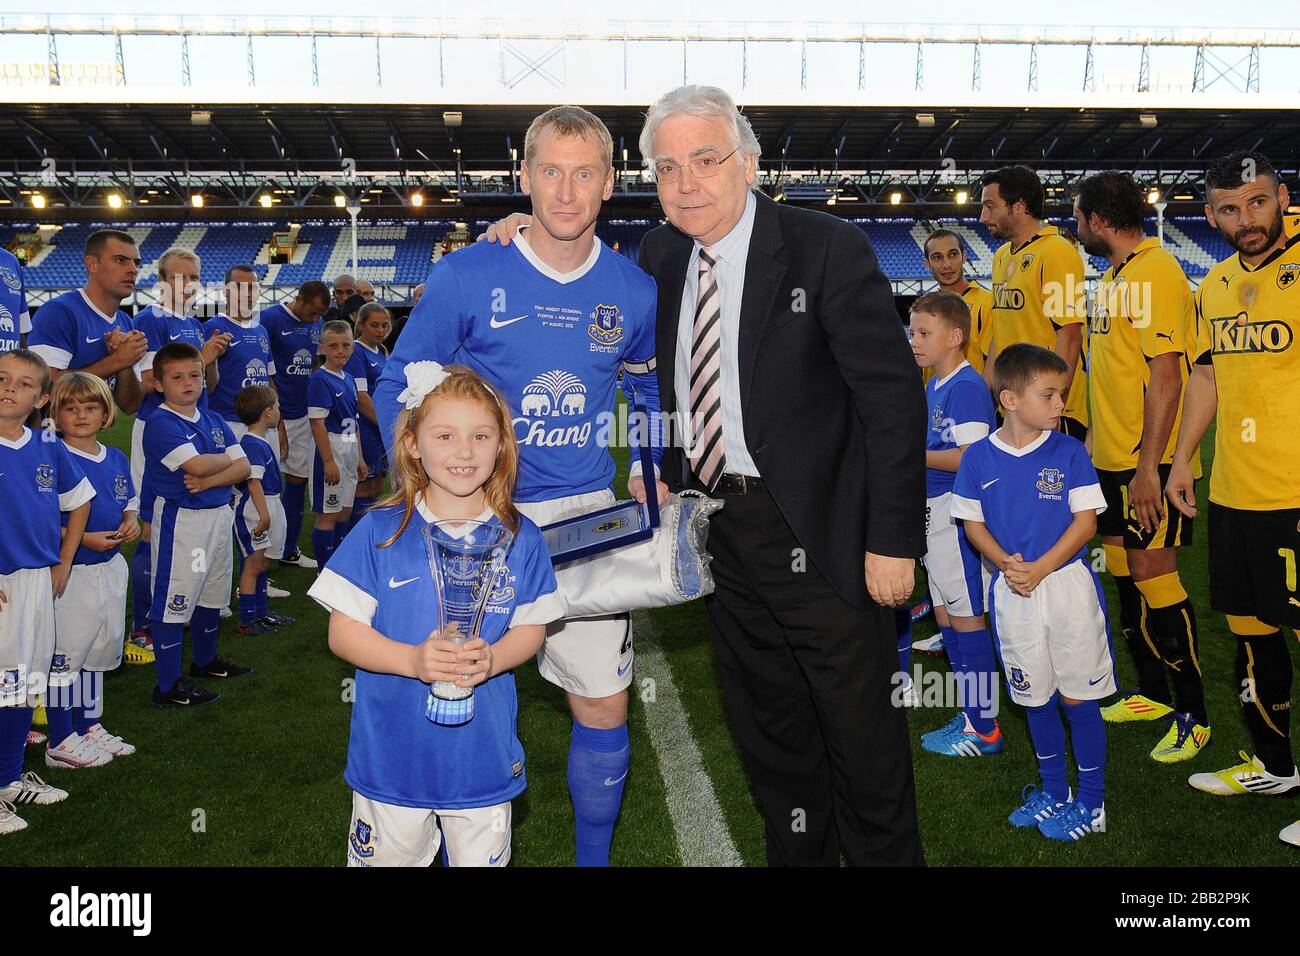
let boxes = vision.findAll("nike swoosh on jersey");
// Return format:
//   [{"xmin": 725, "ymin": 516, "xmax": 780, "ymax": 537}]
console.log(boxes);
[
  {"xmin": 488, "ymin": 314, "xmax": 530, "ymax": 329},
  {"xmin": 982, "ymin": 478, "xmax": 1000, "ymax": 489},
  {"xmin": 169, "ymin": 333, "xmax": 186, "ymax": 340},
  {"xmin": 280, "ymin": 330, "xmax": 297, "ymax": 336},
  {"xmin": 84, "ymin": 336, "xmax": 101, "ymax": 344},
  {"xmin": 334, "ymin": 391, "xmax": 343, "ymax": 397},
  {"xmin": 604, "ymin": 770, "xmax": 629, "ymax": 786},
  {"xmin": 184, "ymin": 432, "xmax": 198, "ymax": 440},
  {"xmin": 389, "ymin": 576, "xmax": 419, "ymax": 588}
]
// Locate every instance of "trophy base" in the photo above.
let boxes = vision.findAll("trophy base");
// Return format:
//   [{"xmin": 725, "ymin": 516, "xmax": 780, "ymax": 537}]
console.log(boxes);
[{"xmin": 425, "ymin": 690, "xmax": 475, "ymax": 726}]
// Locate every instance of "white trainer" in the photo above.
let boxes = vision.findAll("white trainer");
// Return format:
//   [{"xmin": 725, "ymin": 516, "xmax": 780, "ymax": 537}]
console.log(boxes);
[
  {"xmin": 280, "ymin": 551, "xmax": 318, "ymax": 569},
  {"xmin": 0, "ymin": 800, "xmax": 28, "ymax": 835},
  {"xmin": 267, "ymin": 581, "xmax": 291, "ymax": 598},
  {"xmin": 83, "ymin": 723, "xmax": 136, "ymax": 757},
  {"xmin": 1281, "ymin": 820, "xmax": 1300, "ymax": 848},
  {"xmin": 0, "ymin": 771, "xmax": 69, "ymax": 805},
  {"xmin": 1188, "ymin": 752, "xmax": 1300, "ymax": 796},
  {"xmin": 45, "ymin": 732, "xmax": 113, "ymax": 769}
]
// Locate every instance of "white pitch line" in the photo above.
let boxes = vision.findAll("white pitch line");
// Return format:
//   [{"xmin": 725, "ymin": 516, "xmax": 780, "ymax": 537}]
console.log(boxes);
[{"xmin": 632, "ymin": 611, "xmax": 743, "ymax": 867}]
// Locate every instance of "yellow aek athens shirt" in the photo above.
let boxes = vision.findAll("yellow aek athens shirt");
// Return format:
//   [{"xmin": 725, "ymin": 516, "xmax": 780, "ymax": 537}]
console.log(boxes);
[
  {"xmin": 1193, "ymin": 216, "xmax": 1300, "ymax": 510},
  {"xmin": 990, "ymin": 226, "xmax": 1089, "ymax": 426},
  {"xmin": 1088, "ymin": 237, "xmax": 1199, "ymax": 473}
]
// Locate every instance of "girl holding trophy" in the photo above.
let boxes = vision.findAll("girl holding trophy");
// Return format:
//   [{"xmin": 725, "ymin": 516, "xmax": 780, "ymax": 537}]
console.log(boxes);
[{"xmin": 309, "ymin": 361, "xmax": 563, "ymax": 867}]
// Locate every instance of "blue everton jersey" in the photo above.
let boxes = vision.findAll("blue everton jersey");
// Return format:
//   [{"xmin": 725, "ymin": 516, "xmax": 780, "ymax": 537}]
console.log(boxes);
[
  {"xmin": 307, "ymin": 367, "xmax": 358, "ymax": 435},
  {"xmin": 134, "ymin": 304, "xmax": 210, "ymax": 423},
  {"xmin": 951, "ymin": 429, "xmax": 1106, "ymax": 565},
  {"xmin": 307, "ymin": 502, "xmax": 564, "ymax": 809},
  {"xmin": 141, "ymin": 404, "xmax": 245, "ymax": 511},
  {"xmin": 0, "ymin": 249, "xmax": 30, "ymax": 352},
  {"xmin": 0, "ymin": 428, "xmax": 95, "ymax": 575},
  {"xmin": 237, "ymin": 432, "xmax": 282, "ymax": 499},
  {"xmin": 374, "ymin": 234, "xmax": 661, "ymax": 503},
  {"xmin": 204, "ymin": 314, "xmax": 274, "ymax": 423},
  {"xmin": 27, "ymin": 290, "xmax": 134, "ymax": 385},
  {"xmin": 61, "ymin": 441, "xmax": 137, "ymax": 566},
  {"xmin": 261, "ymin": 303, "xmax": 321, "ymax": 419},
  {"xmin": 925, "ymin": 362, "xmax": 997, "ymax": 497}
]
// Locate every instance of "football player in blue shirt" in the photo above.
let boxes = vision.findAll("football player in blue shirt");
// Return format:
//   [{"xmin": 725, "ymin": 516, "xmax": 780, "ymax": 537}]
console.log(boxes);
[
  {"xmin": 952, "ymin": 344, "xmax": 1113, "ymax": 842},
  {"xmin": 345, "ymin": 302, "xmax": 391, "ymax": 534},
  {"xmin": 205, "ymin": 265, "xmax": 287, "ymax": 451},
  {"xmin": 261, "ymin": 281, "xmax": 331, "ymax": 569},
  {"xmin": 309, "ymin": 361, "xmax": 563, "ymax": 866},
  {"xmin": 374, "ymin": 107, "xmax": 664, "ymax": 867},
  {"xmin": 129, "ymin": 248, "xmax": 232, "ymax": 649},
  {"xmin": 46, "ymin": 372, "xmax": 140, "ymax": 769},
  {"xmin": 141, "ymin": 343, "xmax": 252, "ymax": 707},
  {"xmin": 0, "ymin": 246, "xmax": 30, "ymax": 353},
  {"xmin": 0, "ymin": 349, "xmax": 95, "ymax": 835},
  {"xmin": 27, "ymin": 229, "xmax": 146, "ymax": 415},
  {"xmin": 307, "ymin": 321, "xmax": 366, "ymax": 567},
  {"xmin": 908, "ymin": 291, "xmax": 1003, "ymax": 758}
]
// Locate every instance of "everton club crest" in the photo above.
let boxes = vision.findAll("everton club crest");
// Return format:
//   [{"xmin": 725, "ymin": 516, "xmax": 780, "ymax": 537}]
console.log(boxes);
[{"xmin": 588, "ymin": 304, "xmax": 625, "ymax": 346}]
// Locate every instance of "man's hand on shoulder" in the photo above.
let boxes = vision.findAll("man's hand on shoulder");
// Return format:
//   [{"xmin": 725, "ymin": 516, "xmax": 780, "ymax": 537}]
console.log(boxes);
[
  {"xmin": 476, "ymin": 214, "xmax": 532, "ymax": 247},
  {"xmin": 864, "ymin": 552, "xmax": 915, "ymax": 608}
]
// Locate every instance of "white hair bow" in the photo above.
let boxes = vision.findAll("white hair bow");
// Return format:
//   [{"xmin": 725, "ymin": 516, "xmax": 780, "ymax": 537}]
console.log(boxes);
[{"xmin": 396, "ymin": 360, "xmax": 451, "ymax": 410}]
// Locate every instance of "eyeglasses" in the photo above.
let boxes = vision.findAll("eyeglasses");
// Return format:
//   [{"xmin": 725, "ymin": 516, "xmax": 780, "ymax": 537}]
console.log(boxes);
[{"xmin": 654, "ymin": 147, "xmax": 740, "ymax": 185}]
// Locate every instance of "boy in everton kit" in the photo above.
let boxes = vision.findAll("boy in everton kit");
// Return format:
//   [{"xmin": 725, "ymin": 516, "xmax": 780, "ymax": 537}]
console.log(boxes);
[
  {"xmin": 952, "ymin": 344, "xmax": 1114, "ymax": 841},
  {"xmin": 141, "ymin": 343, "xmax": 251, "ymax": 707},
  {"xmin": 233, "ymin": 385, "xmax": 293, "ymax": 635},
  {"xmin": 908, "ymin": 291, "xmax": 1002, "ymax": 757},
  {"xmin": 307, "ymin": 321, "xmax": 367, "ymax": 568}
]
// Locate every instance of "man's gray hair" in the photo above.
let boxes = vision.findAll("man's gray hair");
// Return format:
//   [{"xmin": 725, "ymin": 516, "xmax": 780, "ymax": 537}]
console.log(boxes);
[{"xmin": 639, "ymin": 85, "xmax": 761, "ymax": 183}]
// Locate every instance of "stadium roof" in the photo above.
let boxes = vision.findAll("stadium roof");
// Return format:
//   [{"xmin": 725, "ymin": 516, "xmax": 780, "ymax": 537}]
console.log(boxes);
[{"xmin": 1, "ymin": 100, "xmax": 1295, "ymax": 218}]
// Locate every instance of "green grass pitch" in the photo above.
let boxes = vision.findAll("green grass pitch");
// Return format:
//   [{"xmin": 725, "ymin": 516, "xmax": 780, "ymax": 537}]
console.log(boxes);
[{"xmin": 8, "ymin": 411, "xmax": 1298, "ymax": 866}]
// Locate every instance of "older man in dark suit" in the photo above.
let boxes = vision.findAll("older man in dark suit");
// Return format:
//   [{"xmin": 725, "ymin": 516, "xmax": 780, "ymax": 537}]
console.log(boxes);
[{"xmin": 488, "ymin": 86, "xmax": 927, "ymax": 866}]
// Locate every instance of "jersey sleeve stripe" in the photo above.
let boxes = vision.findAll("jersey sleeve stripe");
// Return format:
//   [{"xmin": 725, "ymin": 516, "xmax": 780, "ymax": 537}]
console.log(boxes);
[
  {"xmin": 1068, "ymin": 483, "xmax": 1107, "ymax": 515},
  {"xmin": 161, "ymin": 443, "xmax": 200, "ymax": 472},
  {"xmin": 28, "ymin": 344, "xmax": 72, "ymax": 369},
  {"xmin": 307, "ymin": 567, "xmax": 378, "ymax": 626},
  {"xmin": 950, "ymin": 494, "xmax": 984, "ymax": 522},
  {"xmin": 950, "ymin": 422, "xmax": 990, "ymax": 446},
  {"xmin": 509, "ymin": 588, "xmax": 566, "ymax": 628},
  {"xmin": 58, "ymin": 476, "xmax": 96, "ymax": 512}
]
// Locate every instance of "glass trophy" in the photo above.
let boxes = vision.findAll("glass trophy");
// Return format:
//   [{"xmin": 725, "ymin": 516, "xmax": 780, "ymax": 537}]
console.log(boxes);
[{"xmin": 422, "ymin": 519, "xmax": 514, "ymax": 726}]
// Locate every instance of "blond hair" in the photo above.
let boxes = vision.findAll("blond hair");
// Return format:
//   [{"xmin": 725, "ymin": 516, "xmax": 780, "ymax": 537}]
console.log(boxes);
[
  {"xmin": 524, "ymin": 105, "xmax": 613, "ymax": 169},
  {"xmin": 377, "ymin": 365, "xmax": 520, "ymax": 547},
  {"xmin": 157, "ymin": 246, "xmax": 201, "ymax": 281},
  {"xmin": 50, "ymin": 371, "xmax": 116, "ymax": 431}
]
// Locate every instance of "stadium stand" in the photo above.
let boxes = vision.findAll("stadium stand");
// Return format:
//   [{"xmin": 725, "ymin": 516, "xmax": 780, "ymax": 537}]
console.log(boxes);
[{"xmin": 5, "ymin": 216, "xmax": 1235, "ymax": 292}]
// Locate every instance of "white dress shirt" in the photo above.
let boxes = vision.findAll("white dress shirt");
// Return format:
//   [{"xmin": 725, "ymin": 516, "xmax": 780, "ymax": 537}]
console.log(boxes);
[{"xmin": 674, "ymin": 189, "xmax": 760, "ymax": 477}]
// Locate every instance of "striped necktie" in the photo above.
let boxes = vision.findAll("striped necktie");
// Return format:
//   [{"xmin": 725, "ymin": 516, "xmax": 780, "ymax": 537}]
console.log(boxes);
[{"xmin": 688, "ymin": 247, "xmax": 726, "ymax": 490}]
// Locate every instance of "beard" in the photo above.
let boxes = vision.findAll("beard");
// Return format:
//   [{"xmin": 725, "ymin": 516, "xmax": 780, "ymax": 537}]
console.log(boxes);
[
  {"xmin": 1079, "ymin": 230, "xmax": 1111, "ymax": 259},
  {"xmin": 1225, "ymin": 209, "xmax": 1284, "ymax": 256}
]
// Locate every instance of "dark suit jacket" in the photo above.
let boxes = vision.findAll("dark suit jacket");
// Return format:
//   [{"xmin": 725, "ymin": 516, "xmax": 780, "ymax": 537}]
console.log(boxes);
[{"xmin": 638, "ymin": 191, "xmax": 926, "ymax": 608}]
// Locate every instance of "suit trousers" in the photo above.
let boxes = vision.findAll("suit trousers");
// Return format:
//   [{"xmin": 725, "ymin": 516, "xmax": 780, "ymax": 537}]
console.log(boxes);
[{"xmin": 701, "ymin": 485, "xmax": 924, "ymax": 866}]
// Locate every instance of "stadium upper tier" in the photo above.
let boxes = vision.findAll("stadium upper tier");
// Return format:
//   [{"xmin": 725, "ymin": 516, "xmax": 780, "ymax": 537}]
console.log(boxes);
[{"xmin": 2, "ymin": 215, "xmax": 1233, "ymax": 290}]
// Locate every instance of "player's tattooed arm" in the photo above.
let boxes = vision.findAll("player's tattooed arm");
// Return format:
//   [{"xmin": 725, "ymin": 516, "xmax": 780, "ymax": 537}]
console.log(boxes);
[
  {"xmin": 1130, "ymin": 352, "xmax": 1181, "ymax": 532},
  {"xmin": 1165, "ymin": 362, "xmax": 1217, "ymax": 519},
  {"xmin": 1052, "ymin": 323, "xmax": 1082, "ymax": 401}
]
